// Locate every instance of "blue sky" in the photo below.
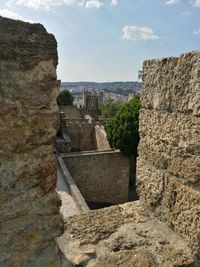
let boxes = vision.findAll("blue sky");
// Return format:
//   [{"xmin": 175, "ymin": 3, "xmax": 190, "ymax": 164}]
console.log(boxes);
[{"xmin": 0, "ymin": 0, "xmax": 200, "ymax": 81}]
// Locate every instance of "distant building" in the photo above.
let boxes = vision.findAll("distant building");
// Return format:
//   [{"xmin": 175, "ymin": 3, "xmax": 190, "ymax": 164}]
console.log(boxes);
[{"xmin": 83, "ymin": 90, "xmax": 104, "ymax": 111}]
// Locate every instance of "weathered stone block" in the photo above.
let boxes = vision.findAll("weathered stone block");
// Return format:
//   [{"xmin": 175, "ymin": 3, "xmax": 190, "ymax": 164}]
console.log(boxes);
[
  {"xmin": 137, "ymin": 158, "xmax": 165, "ymax": 207},
  {"xmin": 0, "ymin": 17, "xmax": 63, "ymax": 266},
  {"xmin": 58, "ymin": 202, "xmax": 195, "ymax": 266},
  {"xmin": 156, "ymin": 178, "xmax": 200, "ymax": 257},
  {"xmin": 137, "ymin": 50, "xmax": 200, "ymax": 262},
  {"xmin": 137, "ymin": 159, "xmax": 200, "ymax": 256},
  {"xmin": 142, "ymin": 51, "xmax": 200, "ymax": 115},
  {"xmin": 139, "ymin": 109, "xmax": 200, "ymax": 183}
]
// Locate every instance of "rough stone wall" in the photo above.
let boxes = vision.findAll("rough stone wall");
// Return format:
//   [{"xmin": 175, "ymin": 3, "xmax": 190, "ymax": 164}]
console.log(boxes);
[
  {"xmin": 80, "ymin": 124, "xmax": 96, "ymax": 151},
  {"xmin": 137, "ymin": 51, "xmax": 200, "ymax": 261},
  {"xmin": 66, "ymin": 122, "xmax": 96, "ymax": 151},
  {"xmin": 0, "ymin": 17, "xmax": 63, "ymax": 266},
  {"xmin": 63, "ymin": 151, "xmax": 129, "ymax": 204},
  {"xmin": 95, "ymin": 125, "xmax": 111, "ymax": 151}
]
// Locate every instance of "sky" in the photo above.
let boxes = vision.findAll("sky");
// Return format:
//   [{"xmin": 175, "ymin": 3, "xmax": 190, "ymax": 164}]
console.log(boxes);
[{"xmin": 0, "ymin": 0, "xmax": 200, "ymax": 82}]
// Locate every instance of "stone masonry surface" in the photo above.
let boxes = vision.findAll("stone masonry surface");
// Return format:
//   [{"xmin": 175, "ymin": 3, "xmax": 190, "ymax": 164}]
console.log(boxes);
[
  {"xmin": 63, "ymin": 151, "xmax": 130, "ymax": 205},
  {"xmin": 137, "ymin": 50, "xmax": 200, "ymax": 262},
  {"xmin": 58, "ymin": 201, "xmax": 195, "ymax": 266},
  {"xmin": 0, "ymin": 17, "xmax": 63, "ymax": 267}
]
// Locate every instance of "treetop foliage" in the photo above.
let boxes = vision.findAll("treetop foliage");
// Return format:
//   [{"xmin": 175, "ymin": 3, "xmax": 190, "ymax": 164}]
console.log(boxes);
[
  {"xmin": 100, "ymin": 98, "xmax": 123, "ymax": 118},
  {"xmin": 57, "ymin": 89, "xmax": 74, "ymax": 106},
  {"xmin": 105, "ymin": 96, "xmax": 141, "ymax": 157}
]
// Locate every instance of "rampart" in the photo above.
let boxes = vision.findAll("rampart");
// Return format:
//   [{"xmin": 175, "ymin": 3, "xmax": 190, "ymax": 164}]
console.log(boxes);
[
  {"xmin": 63, "ymin": 118, "xmax": 96, "ymax": 151},
  {"xmin": 62, "ymin": 150, "xmax": 130, "ymax": 204},
  {"xmin": 137, "ymin": 50, "xmax": 200, "ymax": 261},
  {"xmin": 0, "ymin": 17, "xmax": 63, "ymax": 266},
  {"xmin": 59, "ymin": 112, "xmax": 111, "ymax": 152}
]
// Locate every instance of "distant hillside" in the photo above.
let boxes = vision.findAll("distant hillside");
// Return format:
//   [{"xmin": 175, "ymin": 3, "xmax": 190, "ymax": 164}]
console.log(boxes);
[{"xmin": 61, "ymin": 81, "xmax": 141, "ymax": 92}]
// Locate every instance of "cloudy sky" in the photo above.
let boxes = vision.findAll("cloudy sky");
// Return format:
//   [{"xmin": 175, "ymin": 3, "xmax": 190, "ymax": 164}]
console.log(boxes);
[{"xmin": 0, "ymin": 0, "xmax": 200, "ymax": 81}]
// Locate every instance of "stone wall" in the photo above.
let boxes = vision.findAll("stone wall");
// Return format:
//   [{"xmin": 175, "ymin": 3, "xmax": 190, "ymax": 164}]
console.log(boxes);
[
  {"xmin": 60, "ymin": 116, "xmax": 111, "ymax": 152},
  {"xmin": 59, "ymin": 106, "xmax": 111, "ymax": 152},
  {"xmin": 63, "ymin": 151, "xmax": 130, "ymax": 204},
  {"xmin": 65, "ymin": 120, "xmax": 96, "ymax": 151},
  {"xmin": 0, "ymin": 17, "xmax": 63, "ymax": 266},
  {"xmin": 137, "ymin": 51, "xmax": 200, "ymax": 261}
]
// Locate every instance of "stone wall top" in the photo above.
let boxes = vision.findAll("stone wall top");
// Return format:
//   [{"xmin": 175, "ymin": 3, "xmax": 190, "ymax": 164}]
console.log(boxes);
[
  {"xmin": 0, "ymin": 16, "xmax": 58, "ymax": 70},
  {"xmin": 141, "ymin": 50, "xmax": 200, "ymax": 115}
]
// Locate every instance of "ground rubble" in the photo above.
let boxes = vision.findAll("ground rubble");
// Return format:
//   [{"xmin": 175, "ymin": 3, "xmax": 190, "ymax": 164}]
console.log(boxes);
[{"xmin": 58, "ymin": 201, "xmax": 196, "ymax": 267}]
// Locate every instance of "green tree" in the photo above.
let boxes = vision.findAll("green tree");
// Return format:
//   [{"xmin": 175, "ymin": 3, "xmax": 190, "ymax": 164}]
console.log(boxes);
[
  {"xmin": 57, "ymin": 90, "xmax": 74, "ymax": 106},
  {"xmin": 100, "ymin": 98, "xmax": 123, "ymax": 118},
  {"xmin": 105, "ymin": 96, "xmax": 141, "ymax": 199},
  {"xmin": 105, "ymin": 96, "xmax": 140, "ymax": 156}
]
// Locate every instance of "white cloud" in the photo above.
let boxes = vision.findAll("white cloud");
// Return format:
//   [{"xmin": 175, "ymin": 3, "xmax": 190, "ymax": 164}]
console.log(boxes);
[
  {"xmin": 194, "ymin": 28, "xmax": 200, "ymax": 34},
  {"xmin": 85, "ymin": 0, "xmax": 103, "ymax": 9},
  {"xmin": 122, "ymin": 25, "xmax": 159, "ymax": 41},
  {"xmin": 0, "ymin": 8, "xmax": 32, "ymax": 22},
  {"xmin": 7, "ymin": 0, "xmax": 77, "ymax": 10},
  {"xmin": 78, "ymin": 0, "xmax": 85, "ymax": 6},
  {"xmin": 7, "ymin": 0, "xmax": 104, "ymax": 10},
  {"xmin": 165, "ymin": 0, "xmax": 179, "ymax": 5},
  {"xmin": 111, "ymin": 0, "xmax": 118, "ymax": 6},
  {"xmin": 192, "ymin": 0, "xmax": 200, "ymax": 7},
  {"xmin": 181, "ymin": 11, "xmax": 191, "ymax": 15}
]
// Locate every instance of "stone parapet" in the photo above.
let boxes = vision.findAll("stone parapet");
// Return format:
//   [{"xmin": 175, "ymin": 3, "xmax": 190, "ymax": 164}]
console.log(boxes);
[
  {"xmin": 0, "ymin": 17, "xmax": 63, "ymax": 266},
  {"xmin": 58, "ymin": 201, "xmax": 195, "ymax": 267},
  {"xmin": 137, "ymin": 50, "xmax": 200, "ymax": 262}
]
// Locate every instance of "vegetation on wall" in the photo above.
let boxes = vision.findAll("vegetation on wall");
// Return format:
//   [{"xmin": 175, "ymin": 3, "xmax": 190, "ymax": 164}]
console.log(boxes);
[
  {"xmin": 100, "ymin": 98, "xmax": 123, "ymax": 118},
  {"xmin": 57, "ymin": 89, "xmax": 74, "ymax": 106},
  {"xmin": 105, "ymin": 96, "xmax": 141, "ymax": 157}
]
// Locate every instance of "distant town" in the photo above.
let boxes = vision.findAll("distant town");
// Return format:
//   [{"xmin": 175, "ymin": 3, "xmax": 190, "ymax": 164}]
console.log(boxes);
[{"xmin": 61, "ymin": 81, "xmax": 142, "ymax": 107}]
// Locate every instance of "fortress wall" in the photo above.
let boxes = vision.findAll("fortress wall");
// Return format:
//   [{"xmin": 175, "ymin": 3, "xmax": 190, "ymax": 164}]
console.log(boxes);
[
  {"xmin": 137, "ymin": 51, "xmax": 200, "ymax": 259},
  {"xmin": 79, "ymin": 124, "xmax": 96, "ymax": 151},
  {"xmin": 0, "ymin": 17, "xmax": 63, "ymax": 266},
  {"xmin": 63, "ymin": 151, "xmax": 129, "ymax": 204},
  {"xmin": 60, "ymin": 117, "xmax": 110, "ymax": 152},
  {"xmin": 66, "ymin": 123, "xmax": 96, "ymax": 151}
]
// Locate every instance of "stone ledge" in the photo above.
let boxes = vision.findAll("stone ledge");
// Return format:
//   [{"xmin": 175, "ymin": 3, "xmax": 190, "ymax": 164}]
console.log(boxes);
[
  {"xmin": 57, "ymin": 156, "xmax": 90, "ymax": 213},
  {"xmin": 58, "ymin": 201, "xmax": 196, "ymax": 267}
]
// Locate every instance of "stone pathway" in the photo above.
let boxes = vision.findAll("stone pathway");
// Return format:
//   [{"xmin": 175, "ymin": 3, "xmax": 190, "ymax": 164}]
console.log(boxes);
[{"xmin": 56, "ymin": 168, "xmax": 80, "ymax": 220}]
